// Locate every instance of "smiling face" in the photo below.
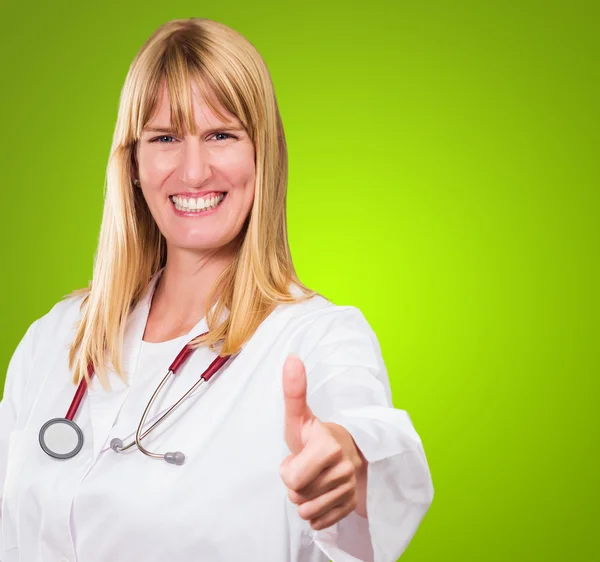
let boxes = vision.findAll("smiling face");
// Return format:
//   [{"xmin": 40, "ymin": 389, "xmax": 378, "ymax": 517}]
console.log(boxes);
[{"xmin": 135, "ymin": 80, "xmax": 256, "ymax": 255}]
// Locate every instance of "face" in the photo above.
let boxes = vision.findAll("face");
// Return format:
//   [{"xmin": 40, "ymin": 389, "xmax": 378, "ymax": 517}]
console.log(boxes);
[{"xmin": 136, "ymin": 80, "xmax": 256, "ymax": 255}]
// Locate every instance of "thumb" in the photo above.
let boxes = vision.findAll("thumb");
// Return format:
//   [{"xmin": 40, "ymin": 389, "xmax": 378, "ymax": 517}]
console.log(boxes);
[{"xmin": 282, "ymin": 354, "xmax": 313, "ymax": 454}]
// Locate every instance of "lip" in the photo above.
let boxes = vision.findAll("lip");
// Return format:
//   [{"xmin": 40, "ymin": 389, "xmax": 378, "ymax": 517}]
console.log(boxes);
[
  {"xmin": 169, "ymin": 190, "xmax": 226, "ymax": 198},
  {"xmin": 170, "ymin": 192, "xmax": 227, "ymax": 217}
]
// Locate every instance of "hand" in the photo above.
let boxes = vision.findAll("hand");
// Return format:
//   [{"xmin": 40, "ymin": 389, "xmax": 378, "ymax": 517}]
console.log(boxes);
[{"xmin": 279, "ymin": 355, "xmax": 368, "ymax": 531}]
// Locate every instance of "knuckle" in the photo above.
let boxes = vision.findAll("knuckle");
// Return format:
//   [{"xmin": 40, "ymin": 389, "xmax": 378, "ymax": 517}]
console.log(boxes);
[
  {"xmin": 298, "ymin": 505, "xmax": 312, "ymax": 520},
  {"xmin": 330, "ymin": 443, "xmax": 344, "ymax": 459},
  {"xmin": 340, "ymin": 460, "xmax": 355, "ymax": 477},
  {"xmin": 323, "ymin": 441, "xmax": 342, "ymax": 462},
  {"xmin": 279, "ymin": 463, "xmax": 292, "ymax": 483},
  {"xmin": 287, "ymin": 489, "xmax": 301, "ymax": 504},
  {"xmin": 343, "ymin": 479, "xmax": 356, "ymax": 496},
  {"xmin": 287, "ymin": 472, "xmax": 300, "ymax": 490},
  {"xmin": 348, "ymin": 472, "xmax": 357, "ymax": 487}
]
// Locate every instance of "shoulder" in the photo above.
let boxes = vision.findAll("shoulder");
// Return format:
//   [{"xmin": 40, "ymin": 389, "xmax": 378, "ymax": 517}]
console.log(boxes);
[
  {"xmin": 260, "ymin": 289, "xmax": 389, "ymax": 402},
  {"xmin": 14, "ymin": 291, "xmax": 87, "ymax": 370},
  {"xmin": 270, "ymin": 288, "xmax": 382, "ymax": 365},
  {"xmin": 283, "ymin": 284, "xmax": 376, "ymax": 332},
  {"xmin": 3, "ymin": 292, "xmax": 86, "ymax": 406},
  {"xmin": 32, "ymin": 292, "xmax": 88, "ymax": 347},
  {"xmin": 43, "ymin": 290, "xmax": 88, "ymax": 323}
]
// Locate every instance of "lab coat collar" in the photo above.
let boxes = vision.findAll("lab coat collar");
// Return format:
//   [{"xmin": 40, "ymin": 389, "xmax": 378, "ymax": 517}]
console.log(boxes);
[{"xmin": 86, "ymin": 268, "xmax": 228, "ymax": 458}]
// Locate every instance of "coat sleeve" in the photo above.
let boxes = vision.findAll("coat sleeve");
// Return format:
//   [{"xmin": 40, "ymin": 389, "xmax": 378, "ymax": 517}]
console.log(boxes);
[
  {"xmin": 294, "ymin": 306, "xmax": 434, "ymax": 562},
  {"xmin": 0, "ymin": 320, "xmax": 39, "ymax": 556}
]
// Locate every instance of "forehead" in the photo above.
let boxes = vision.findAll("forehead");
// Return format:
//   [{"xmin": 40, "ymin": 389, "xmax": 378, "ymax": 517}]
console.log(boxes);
[{"xmin": 147, "ymin": 79, "xmax": 240, "ymax": 129}]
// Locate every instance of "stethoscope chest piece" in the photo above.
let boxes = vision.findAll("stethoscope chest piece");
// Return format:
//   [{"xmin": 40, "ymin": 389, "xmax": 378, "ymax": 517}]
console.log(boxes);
[{"xmin": 39, "ymin": 418, "xmax": 84, "ymax": 459}]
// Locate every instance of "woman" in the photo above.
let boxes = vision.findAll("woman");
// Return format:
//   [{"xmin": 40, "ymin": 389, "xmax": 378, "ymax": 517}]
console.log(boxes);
[{"xmin": 0, "ymin": 18, "xmax": 433, "ymax": 562}]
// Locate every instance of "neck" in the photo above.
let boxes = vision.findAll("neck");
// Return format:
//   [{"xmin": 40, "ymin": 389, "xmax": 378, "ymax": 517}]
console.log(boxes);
[{"xmin": 143, "ymin": 242, "xmax": 237, "ymax": 342}]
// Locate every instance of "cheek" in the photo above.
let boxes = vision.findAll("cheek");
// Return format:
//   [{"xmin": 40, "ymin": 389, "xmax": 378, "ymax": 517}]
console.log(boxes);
[
  {"xmin": 138, "ymin": 147, "xmax": 177, "ymax": 182},
  {"xmin": 240, "ymin": 165, "xmax": 256, "ymax": 190},
  {"xmin": 222, "ymin": 152, "xmax": 255, "ymax": 192}
]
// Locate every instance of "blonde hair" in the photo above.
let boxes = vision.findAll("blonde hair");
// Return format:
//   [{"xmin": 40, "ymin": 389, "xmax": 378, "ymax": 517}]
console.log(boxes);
[{"xmin": 68, "ymin": 18, "xmax": 316, "ymax": 389}]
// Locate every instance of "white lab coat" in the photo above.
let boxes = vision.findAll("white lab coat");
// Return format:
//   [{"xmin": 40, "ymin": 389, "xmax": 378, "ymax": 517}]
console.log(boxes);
[{"xmin": 0, "ymin": 272, "xmax": 433, "ymax": 562}]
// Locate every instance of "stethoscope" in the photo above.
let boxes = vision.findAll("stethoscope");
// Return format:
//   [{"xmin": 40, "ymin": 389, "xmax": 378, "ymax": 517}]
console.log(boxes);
[{"xmin": 38, "ymin": 332, "xmax": 231, "ymax": 465}]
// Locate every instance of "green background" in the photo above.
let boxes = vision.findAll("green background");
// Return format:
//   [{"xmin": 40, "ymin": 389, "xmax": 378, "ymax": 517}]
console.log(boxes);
[{"xmin": 1, "ymin": 0, "xmax": 598, "ymax": 560}]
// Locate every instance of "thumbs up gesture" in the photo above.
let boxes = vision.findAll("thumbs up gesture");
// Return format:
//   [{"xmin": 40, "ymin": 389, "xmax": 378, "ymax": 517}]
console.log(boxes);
[{"xmin": 279, "ymin": 355, "xmax": 368, "ymax": 530}]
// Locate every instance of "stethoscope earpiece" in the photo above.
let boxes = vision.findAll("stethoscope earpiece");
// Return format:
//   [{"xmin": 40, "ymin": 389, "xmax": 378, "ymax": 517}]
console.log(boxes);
[
  {"xmin": 110, "ymin": 436, "xmax": 184, "ymax": 464},
  {"xmin": 164, "ymin": 451, "xmax": 185, "ymax": 465}
]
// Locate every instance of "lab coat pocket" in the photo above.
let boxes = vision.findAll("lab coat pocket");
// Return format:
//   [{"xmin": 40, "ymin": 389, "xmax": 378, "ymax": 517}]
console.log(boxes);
[{"xmin": 1, "ymin": 429, "xmax": 26, "ymax": 556}]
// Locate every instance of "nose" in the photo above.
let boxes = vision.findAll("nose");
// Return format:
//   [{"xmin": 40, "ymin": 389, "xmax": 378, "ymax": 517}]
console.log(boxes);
[{"xmin": 179, "ymin": 137, "xmax": 212, "ymax": 188}]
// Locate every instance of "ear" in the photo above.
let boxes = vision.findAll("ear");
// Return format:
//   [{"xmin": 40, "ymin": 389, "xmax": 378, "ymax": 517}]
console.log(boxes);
[{"xmin": 130, "ymin": 143, "xmax": 141, "ymax": 187}]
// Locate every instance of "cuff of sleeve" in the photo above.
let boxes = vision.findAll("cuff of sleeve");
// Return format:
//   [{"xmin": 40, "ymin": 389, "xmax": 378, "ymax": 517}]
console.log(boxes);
[{"xmin": 312, "ymin": 407, "xmax": 434, "ymax": 562}]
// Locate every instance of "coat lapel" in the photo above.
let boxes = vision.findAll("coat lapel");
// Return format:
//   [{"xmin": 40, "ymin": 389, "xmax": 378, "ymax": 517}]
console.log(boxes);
[{"xmin": 86, "ymin": 272, "xmax": 161, "ymax": 458}]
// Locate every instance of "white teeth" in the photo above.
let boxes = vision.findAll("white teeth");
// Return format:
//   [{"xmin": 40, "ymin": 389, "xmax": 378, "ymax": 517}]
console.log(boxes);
[{"xmin": 171, "ymin": 193, "xmax": 225, "ymax": 213}]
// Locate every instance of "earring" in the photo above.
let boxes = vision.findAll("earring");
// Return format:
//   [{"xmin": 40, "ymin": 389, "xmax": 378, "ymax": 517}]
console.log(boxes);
[{"xmin": 133, "ymin": 179, "xmax": 141, "ymax": 187}]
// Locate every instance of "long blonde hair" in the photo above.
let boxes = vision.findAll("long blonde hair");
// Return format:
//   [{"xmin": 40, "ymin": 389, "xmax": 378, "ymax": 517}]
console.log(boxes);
[{"xmin": 68, "ymin": 18, "xmax": 316, "ymax": 389}]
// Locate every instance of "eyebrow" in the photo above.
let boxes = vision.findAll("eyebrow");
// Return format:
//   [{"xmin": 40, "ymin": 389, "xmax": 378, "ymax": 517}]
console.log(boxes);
[{"xmin": 143, "ymin": 124, "xmax": 244, "ymax": 133}]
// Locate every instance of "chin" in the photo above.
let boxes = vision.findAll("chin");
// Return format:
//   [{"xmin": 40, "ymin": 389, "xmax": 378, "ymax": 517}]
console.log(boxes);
[{"xmin": 170, "ymin": 232, "xmax": 238, "ymax": 253}]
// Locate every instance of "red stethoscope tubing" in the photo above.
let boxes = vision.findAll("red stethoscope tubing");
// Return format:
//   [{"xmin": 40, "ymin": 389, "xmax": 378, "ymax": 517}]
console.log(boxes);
[
  {"xmin": 65, "ymin": 361, "xmax": 94, "ymax": 421},
  {"xmin": 64, "ymin": 332, "xmax": 223, "ymax": 422}
]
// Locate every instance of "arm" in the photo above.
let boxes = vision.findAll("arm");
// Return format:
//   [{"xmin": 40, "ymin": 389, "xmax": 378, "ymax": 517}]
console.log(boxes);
[
  {"xmin": 0, "ymin": 321, "xmax": 38, "ymax": 556},
  {"xmin": 291, "ymin": 306, "xmax": 434, "ymax": 562}
]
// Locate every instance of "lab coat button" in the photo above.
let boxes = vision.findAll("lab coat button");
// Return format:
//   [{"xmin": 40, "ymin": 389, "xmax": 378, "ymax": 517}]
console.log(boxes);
[{"xmin": 60, "ymin": 558, "xmax": 69, "ymax": 562}]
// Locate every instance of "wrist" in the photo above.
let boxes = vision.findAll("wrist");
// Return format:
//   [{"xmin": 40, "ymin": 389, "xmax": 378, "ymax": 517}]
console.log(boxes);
[{"xmin": 323, "ymin": 422, "xmax": 365, "ymax": 469}]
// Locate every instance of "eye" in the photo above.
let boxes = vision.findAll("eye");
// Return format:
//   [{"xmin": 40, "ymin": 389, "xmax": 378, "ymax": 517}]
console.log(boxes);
[
  {"xmin": 149, "ymin": 135, "xmax": 177, "ymax": 143},
  {"xmin": 211, "ymin": 132, "xmax": 237, "ymax": 141}
]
